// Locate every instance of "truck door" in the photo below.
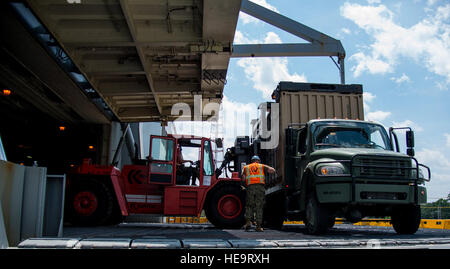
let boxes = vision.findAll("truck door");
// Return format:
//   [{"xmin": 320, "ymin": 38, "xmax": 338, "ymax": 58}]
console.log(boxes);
[
  {"xmin": 295, "ymin": 127, "xmax": 308, "ymax": 190},
  {"xmin": 148, "ymin": 136, "xmax": 175, "ymax": 185}
]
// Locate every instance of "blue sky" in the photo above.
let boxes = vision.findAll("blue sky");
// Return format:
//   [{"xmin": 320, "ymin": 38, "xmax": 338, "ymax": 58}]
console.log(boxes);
[{"xmin": 217, "ymin": 0, "xmax": 450, "ymax": 201}]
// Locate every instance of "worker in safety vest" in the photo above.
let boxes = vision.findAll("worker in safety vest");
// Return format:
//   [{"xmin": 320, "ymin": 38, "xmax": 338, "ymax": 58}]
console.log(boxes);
[{"xmin": 241, "ymin": 155, "xmax": 275, "ymax": 232}]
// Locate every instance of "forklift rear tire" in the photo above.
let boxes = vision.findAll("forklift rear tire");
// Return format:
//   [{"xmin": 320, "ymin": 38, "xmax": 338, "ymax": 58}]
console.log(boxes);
[
  {"xmin": 66, "ymin": 178, "xmax": 115, "ymax": 226},
  {"xmin": 205, "ymin": 184, "xmax": 246, "ymax": 229}
]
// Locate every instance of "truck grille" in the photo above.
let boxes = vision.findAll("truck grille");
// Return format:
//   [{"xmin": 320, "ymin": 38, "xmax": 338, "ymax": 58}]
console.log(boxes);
[{"xmin": 353, "ymin": 157, "xmax": 412, "ymax": 179}]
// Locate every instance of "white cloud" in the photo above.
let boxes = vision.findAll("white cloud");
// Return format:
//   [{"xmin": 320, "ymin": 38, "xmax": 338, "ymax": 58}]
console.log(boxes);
[
  {"xmin": 415, "ymin": 148, "xmax": 450, "ymax": 200},
  {"xmin": 366, "ymin": 110, "xmax": 391, "ymax": 122},
  {"xmin": 392, "ymin": 119, "xmax": 424, "ymax": 132},
  {"xmin": 341, "ymin": 2, "xmax": 450, "ymax": 83},
  {"xmin": 435, "ymin": 81, "xmax": 449, "ymax": 91},
  {"xmin": 236, "ymin": 32, "xmax": 307, "ymax": 98},
  {"xmin": 341, "ymin": 27, "xmax": 351, "ymax": 35},
  {"xmin": 234, "ymin": 30, "xmax": 282, "ymax": 45},
  {"xmin": 218, "ymin": 95, "xmax": 258, "ymax": 149},
  {"xmin": 264, "ymin": 31, "xmax": 282, "ymax": 43},
  {"xmin": 362, "ymin": 91, "xmax": 375, "ymax": 112},
  {"xmin": 390, "ymin": 73, "xmax": 411, "ymax": 84},
  {"xmin": 168, "ymin": 95, "xmax": 257, "ymax": 150},
  {"xmin": 445, "ymin": 133, "xmax": 450, "ymax": 147},
  {"xmin": 416, "ymin": 148, "xmax": 450, "ymax": 171},
  {"xmin": 362, "ymin": 91, "xmax": 392, "ymax": 123},
  {"xmin": 363, "ymin": 92, "xmax": 376, "ymax": 103},
  {"xmin": 350, "ymin": 52, "xmax": 392, "ymax": 77},
  {"xmin": 233, "ymin": 31, "xmax": 248, "ymax": 44},
  {"xmin": 427, "ymin": 0, "xmax": 441, "ymax": 6},
  {"xmin": 239, "ymin": 0, "xmax": 279, "ymax": 24}
]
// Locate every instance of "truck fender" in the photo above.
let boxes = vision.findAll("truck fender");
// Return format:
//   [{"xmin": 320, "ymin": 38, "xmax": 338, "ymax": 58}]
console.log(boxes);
[
  {"xmin": 298, "ymin": 168, "xmax": 314, "ymax": 211},
  {"xmin": 302, "ymin": 158, "xmax": 337, "ymax": 205}
]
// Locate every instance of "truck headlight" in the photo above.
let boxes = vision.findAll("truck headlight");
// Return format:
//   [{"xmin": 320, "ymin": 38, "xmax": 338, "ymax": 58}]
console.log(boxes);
[{"xmin": 316, "ymin": 165, "xmax": 346, "ymax": 176}]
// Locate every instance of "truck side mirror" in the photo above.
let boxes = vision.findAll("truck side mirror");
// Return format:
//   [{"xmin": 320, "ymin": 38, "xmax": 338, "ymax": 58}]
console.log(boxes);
[
  {"xmin": 406, "ymin": 130, "xmax": 414, "ymax": 156},
  {"xmin": 406, "ymin": 130, "xmax": 414, "ymax": 148}
]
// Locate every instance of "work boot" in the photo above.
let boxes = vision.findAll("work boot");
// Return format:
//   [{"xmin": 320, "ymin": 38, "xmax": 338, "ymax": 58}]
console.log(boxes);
[
  {"xmin": 256, "ymin": 224, "xmax": 264, "ymax": 232},
  {"xmin": 243, "ymin": 220, "xmax": 252, "ymax": 231}
]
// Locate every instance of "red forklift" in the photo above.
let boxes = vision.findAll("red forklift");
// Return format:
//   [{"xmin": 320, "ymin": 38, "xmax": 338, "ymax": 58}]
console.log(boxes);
[{"xmin": 64, "ymin": 134, "xmax": 246, "ymax": 229}]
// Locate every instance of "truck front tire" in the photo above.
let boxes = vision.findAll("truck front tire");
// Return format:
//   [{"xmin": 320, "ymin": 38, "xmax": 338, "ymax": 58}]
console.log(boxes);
[
  {"xmin": 305, "ymin": 194, "xmax": 330, "ymax": 234},
  {"xmin": 391, "ymin": 205, "xmax": 421, "ymax": 234}
]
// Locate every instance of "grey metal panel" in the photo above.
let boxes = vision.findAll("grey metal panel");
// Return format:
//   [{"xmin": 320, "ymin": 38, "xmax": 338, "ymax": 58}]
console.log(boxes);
[
  {"xmin": 228, "ymin": 239, "xmax": 278, "ymax": 248},
  {"xmin": 0, "ymin": 200, "xmax": 8, "ymax": 248},
  {"xmin": 43, "ymin": 175, "xmax": 66, "ymax": 237},
  {"xmin": 131, "ymin": 239, "xmax": 182, "ymax": 249},
  {"xmin": 18, "ymin": 238, "xmax": 80, "ymax": 249},
  {"xmin": 21, "ymin": 166, "xmax": 47, "ymax": 241},
  {"xmin": 75, "ymin": 238, "xmax": 132, "ymax": 249},
  {"xmin": 0, "ymin": 161, "xmax": 25, "ymax": 246},
  {"xmin": 182, "ymin": 239, "xmax": 232, "ymax": 248}
]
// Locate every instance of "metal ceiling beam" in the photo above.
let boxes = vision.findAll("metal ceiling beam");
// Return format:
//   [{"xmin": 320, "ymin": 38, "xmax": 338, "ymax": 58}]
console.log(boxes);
[
  {"xmin": 233, "ymin": 0, "xmax": 346, "ymax": 84},
  {"xmin": 231, "ymin": 43, "xmax": 345, "ymax": 57},
  {"xmin": 119, "ymin": 0, "xmax": 162, "ymax": 115}
]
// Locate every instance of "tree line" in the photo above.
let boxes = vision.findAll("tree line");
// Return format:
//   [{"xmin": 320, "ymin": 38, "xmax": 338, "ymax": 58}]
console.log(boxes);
[{"xmin": 421, "ymin": 193, "xmax": 450, "ymax": 219}]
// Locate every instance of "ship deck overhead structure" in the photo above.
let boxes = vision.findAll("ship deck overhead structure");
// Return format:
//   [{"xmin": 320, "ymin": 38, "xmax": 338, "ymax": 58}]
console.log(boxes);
[
  {"xmin": 10, "ymin": 0, "xmax": 345, "ymax": 124},
  {"xmin": 23, "ymin": 0, "xmax": 242, "ymax": 122},
  {"xmin": 1, "ymin": 0, "xmax": 347, "ymax": 169}
]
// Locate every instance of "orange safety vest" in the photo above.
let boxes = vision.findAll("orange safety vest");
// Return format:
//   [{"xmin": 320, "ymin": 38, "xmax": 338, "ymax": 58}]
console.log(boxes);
[{"xmin": 244, "ymin": 162, "xmax": 265, "ymax": 186}]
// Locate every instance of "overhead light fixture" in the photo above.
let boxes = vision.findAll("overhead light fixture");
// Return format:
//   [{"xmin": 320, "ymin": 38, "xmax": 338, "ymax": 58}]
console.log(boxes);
[{"xmin": 2, "ymin": 89, "xmax": 12, "ymax": 96}]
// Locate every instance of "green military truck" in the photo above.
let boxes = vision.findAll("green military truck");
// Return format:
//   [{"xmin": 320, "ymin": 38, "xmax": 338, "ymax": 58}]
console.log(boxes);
[{"xmin": 248, "ymin": 82, "xmax": 431, "ymax": 234}]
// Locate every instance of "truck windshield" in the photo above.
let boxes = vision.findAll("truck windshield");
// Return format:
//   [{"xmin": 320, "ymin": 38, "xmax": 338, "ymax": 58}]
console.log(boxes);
[{"xmin": 311, "ymin": 121, "xmax": 392, "ymax": 151}]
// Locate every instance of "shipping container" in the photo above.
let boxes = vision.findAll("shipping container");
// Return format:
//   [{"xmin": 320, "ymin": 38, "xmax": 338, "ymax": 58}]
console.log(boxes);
[{"xmin": 253, "ymin": 82, "xmax": 364, "ymax": 183}]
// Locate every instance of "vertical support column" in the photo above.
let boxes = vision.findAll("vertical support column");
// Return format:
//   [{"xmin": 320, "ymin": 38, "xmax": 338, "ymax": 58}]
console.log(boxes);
[
  {"xmin": 161, "ymin": 121, "xmax": 168, "ymax": 136},
  {"xmin": 100, "ymin": 124, "xmax": 111, "ymax": 165},
  {"xmin": 339, "ymin": 56, "xmax": 345, "ymax": 85},
  {"xmin": 0, "ymin": 161, "xmax": 25, "ymax": 246}
]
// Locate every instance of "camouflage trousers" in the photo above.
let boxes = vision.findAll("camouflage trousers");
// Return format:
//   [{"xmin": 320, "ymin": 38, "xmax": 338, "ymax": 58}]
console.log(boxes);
[{"xmin": 245, "ymin": 184, "xmax": 265, "ymax": 225}]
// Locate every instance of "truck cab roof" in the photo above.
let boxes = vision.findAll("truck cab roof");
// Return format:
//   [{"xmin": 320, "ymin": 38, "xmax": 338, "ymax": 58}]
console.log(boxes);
[{"xmin": 307, "ymin": 119, "xmax": 380, "ymax": 125}]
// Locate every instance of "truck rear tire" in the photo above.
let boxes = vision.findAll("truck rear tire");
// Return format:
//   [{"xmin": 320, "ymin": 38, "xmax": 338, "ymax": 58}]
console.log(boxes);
[
  {"xmin": 66, "ymin": 178, "xmax": 115, "ymax": 226},
  {"xmin": 205, "ymin": 184, "xmax": 246, "ymax": 229},
  {"xmin": 305, "ymin": 194, "xmax": 330, "ymax": 235},
  {"xmin": 391, "ymin": 205, "xmax": 421, "ymax": 234}
]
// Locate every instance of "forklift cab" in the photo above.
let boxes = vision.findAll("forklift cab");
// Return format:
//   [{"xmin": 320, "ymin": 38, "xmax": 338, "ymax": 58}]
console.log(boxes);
[
  {"xmin": 148, "ymin": 135, "xmax": 215, "ymax": 187},
  {"xmin": 148, "ymin": 135, "xmax": 216, "ymax": 216}
]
